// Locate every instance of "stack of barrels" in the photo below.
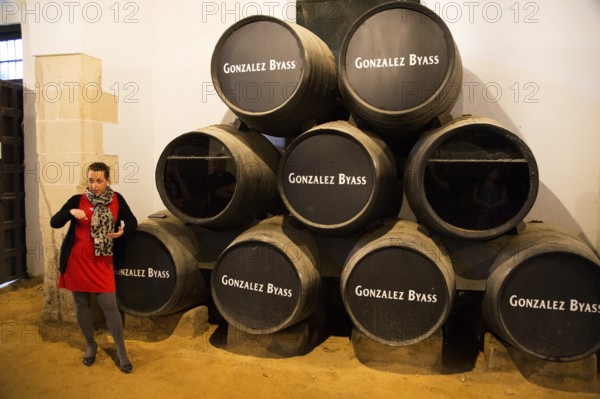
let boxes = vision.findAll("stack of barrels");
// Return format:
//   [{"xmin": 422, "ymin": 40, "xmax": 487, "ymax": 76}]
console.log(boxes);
[{"xmin": 116, "ymin": 1, "xmax": 600, "ymax": 362}]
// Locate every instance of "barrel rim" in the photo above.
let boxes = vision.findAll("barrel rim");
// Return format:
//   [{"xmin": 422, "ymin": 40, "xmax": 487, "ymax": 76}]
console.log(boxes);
[
  {"xmin": 211, "ymin": 239, "xmax": 308, "ymax": 334},
  {"xmin": 491, "ymin": 251, "xmax": 600, "ymax": 361},
  {"xmin": 155, "ymin": 127, "xmax": 241, "ymax": 225},
  {"xmin": 405, "ymin": 116, "xmax": 539, "ymax": 241},
  {"xmin": 210, "ymin": 15, "xmax": 311, "ymax": 117},
  {"xmin": 277, "ymin": 124, "xmax": 385, "ymax": 232},
  {"xmin": 341, "ymin": 244, "xmax": 455, "ymax": 346},
  {"xmin": 338, "ymin": 1, "xmax": 458, "ymax": 116}
]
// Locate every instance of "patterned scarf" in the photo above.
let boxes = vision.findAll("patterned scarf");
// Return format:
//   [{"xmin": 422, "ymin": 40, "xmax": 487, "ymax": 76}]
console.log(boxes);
[{"xmin": 85, "ymin": 186, "xmax": 115, "ymax": 256}]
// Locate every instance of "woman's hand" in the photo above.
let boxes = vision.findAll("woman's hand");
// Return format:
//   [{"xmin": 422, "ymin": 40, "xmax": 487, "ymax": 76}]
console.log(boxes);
[
  {"xmin": 108, "ymin": 226, "xmax": 124, "ymax": 239},
  {"xmin": 70, "ymin": 209, "xmax": 87, "ymax": 220}
]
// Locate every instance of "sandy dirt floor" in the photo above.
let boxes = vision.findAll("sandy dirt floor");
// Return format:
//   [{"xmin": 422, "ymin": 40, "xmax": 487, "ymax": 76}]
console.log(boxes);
[{"xmin": 0, "ymin": 278, "xmax": 598, "ymax": 399}]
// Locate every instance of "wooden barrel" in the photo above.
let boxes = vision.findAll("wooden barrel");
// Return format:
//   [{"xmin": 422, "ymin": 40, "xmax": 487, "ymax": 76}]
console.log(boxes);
[
  {"xmin": 338, "ymin": 1, "xmax": 462, "ymax": 138},
  {"xmin": 482, "ymin": 222, "xmax": 600, "ymax": 361},
  {"xmin": 340, "ymin": 219, "xmax": 455, "ymax": 346},
  {"xmin": 115, "ymin": 212, "xmax": 235, "ymax": 317},
  {"xmin": 277, "ymin": 120, "xmax": 400, "ymax": 236},
  {"xmin": 210, "ymin": 216, "xmax": 322, "ymax": 334},
  {"xmin": 211, "ymin": 15, "xmax": 339, "ymax": 137},
  {"xmin": 404, "ymin": 116, "xmax": 539, "ymax": 241},
  {"xmin": 155, "ymin": 124, "xmax": 281, "ymax": 229}
]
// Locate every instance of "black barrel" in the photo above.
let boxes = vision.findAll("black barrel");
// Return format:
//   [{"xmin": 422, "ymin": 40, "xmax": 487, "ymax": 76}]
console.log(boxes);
[
  {"xmin": 210, "ymin": 216, "xmax": 322, "ymax": 334},
  {"xmin": 340, "ymin": 219, "xmax": 455, "ymax": 346},
  {"xmin": 115, "ymin": 212, "xmax": 222, "ymax": 316},
  {"xmin": 482, "ymin": 222, "xmax": 600, "ymax": 361},
  {"xmin": 338, "ymin": 1, "xmax": 462, "ymax": 138},
  {"xmin": 211, "ymin": 15, "xmax": 339, "ymax": 137},
  {"xmin": 404, "ymin": 116, "xmax": 539, "ymax": 241},
  {"xmin": 155, "ymin": 124, "xmax": 281, "ymax": 229},
  {"xmin": 278, "ymin": 120, "xmax": 400, "ymax": 236}
]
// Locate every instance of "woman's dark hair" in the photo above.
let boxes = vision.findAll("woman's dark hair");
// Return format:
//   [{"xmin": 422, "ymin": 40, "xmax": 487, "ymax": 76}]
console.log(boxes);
[{"xmin": 88, "ymin": 162, "xmax": 111, "ymax": 180}]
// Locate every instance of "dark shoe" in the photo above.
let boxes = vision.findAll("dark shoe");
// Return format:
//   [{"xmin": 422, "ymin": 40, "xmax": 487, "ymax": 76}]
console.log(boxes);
[
  {"xmin": 117, "ymin": 359, "xmax": 133, "ymax": 374},
  {"xmin": 83, "ymin": 343, "xmax": 97, "ymax": 367},
  {"xmin": 82, "ymin": 355, "xmax": 95, "ymax": 367}
]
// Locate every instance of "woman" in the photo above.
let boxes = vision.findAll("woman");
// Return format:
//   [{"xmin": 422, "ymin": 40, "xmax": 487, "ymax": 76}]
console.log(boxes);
[{"xmin": 51, "ymin": 162, "xmax": 137, "ymax": 373}]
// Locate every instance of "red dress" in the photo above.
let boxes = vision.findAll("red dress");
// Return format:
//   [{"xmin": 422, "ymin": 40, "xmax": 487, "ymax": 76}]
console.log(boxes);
[{"xmin": 58, "ymin": 194, "xmax": 119, "ymax": 293}]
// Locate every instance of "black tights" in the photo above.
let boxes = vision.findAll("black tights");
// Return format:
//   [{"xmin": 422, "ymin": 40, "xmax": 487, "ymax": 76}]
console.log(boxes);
[{"xmin": 72, "ymin": 292, "xmax": 130, "ymax": 365}]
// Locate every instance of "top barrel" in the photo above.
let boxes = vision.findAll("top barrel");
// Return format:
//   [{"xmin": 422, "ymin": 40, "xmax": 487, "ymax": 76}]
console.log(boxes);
[
  {"xmin": 211, "ymin": 15, "xmax": 339, "ymax": 137},
  {"xmin": 338, "ymin": 1, "xmax": 462, "ymax": 138}
]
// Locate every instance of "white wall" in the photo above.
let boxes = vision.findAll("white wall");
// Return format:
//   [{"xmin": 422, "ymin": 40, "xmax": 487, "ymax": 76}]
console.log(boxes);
[
  {"xmin": 15, "ymin": 0, "xmax": 600, "ymax": 275},
  {"xmin": 44, "ymin": 0, "xmax": 296, "ymax": 219}
]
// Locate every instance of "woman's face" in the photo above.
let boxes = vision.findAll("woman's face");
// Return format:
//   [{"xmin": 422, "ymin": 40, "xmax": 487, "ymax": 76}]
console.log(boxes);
[{"xmin": 87, "ymin": 170, "xmax": 109, "ymax": 196}]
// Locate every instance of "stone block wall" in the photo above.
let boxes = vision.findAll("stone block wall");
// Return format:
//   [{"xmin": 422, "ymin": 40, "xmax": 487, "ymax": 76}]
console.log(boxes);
[{"xmin": 36, "ymin": 53, "xmax": 118, "ymax": 322}]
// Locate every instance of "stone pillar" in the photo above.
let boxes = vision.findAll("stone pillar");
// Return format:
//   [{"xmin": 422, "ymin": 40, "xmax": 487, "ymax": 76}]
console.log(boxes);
[{"xmin": 36, "ymin": 54, "xmax": 118, "ymax": 322}]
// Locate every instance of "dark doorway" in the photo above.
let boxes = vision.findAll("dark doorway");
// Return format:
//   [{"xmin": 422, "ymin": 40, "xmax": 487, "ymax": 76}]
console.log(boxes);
[{"xmin": 0, "ymin": 24, "xmax": 25, "ymax": 284}]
